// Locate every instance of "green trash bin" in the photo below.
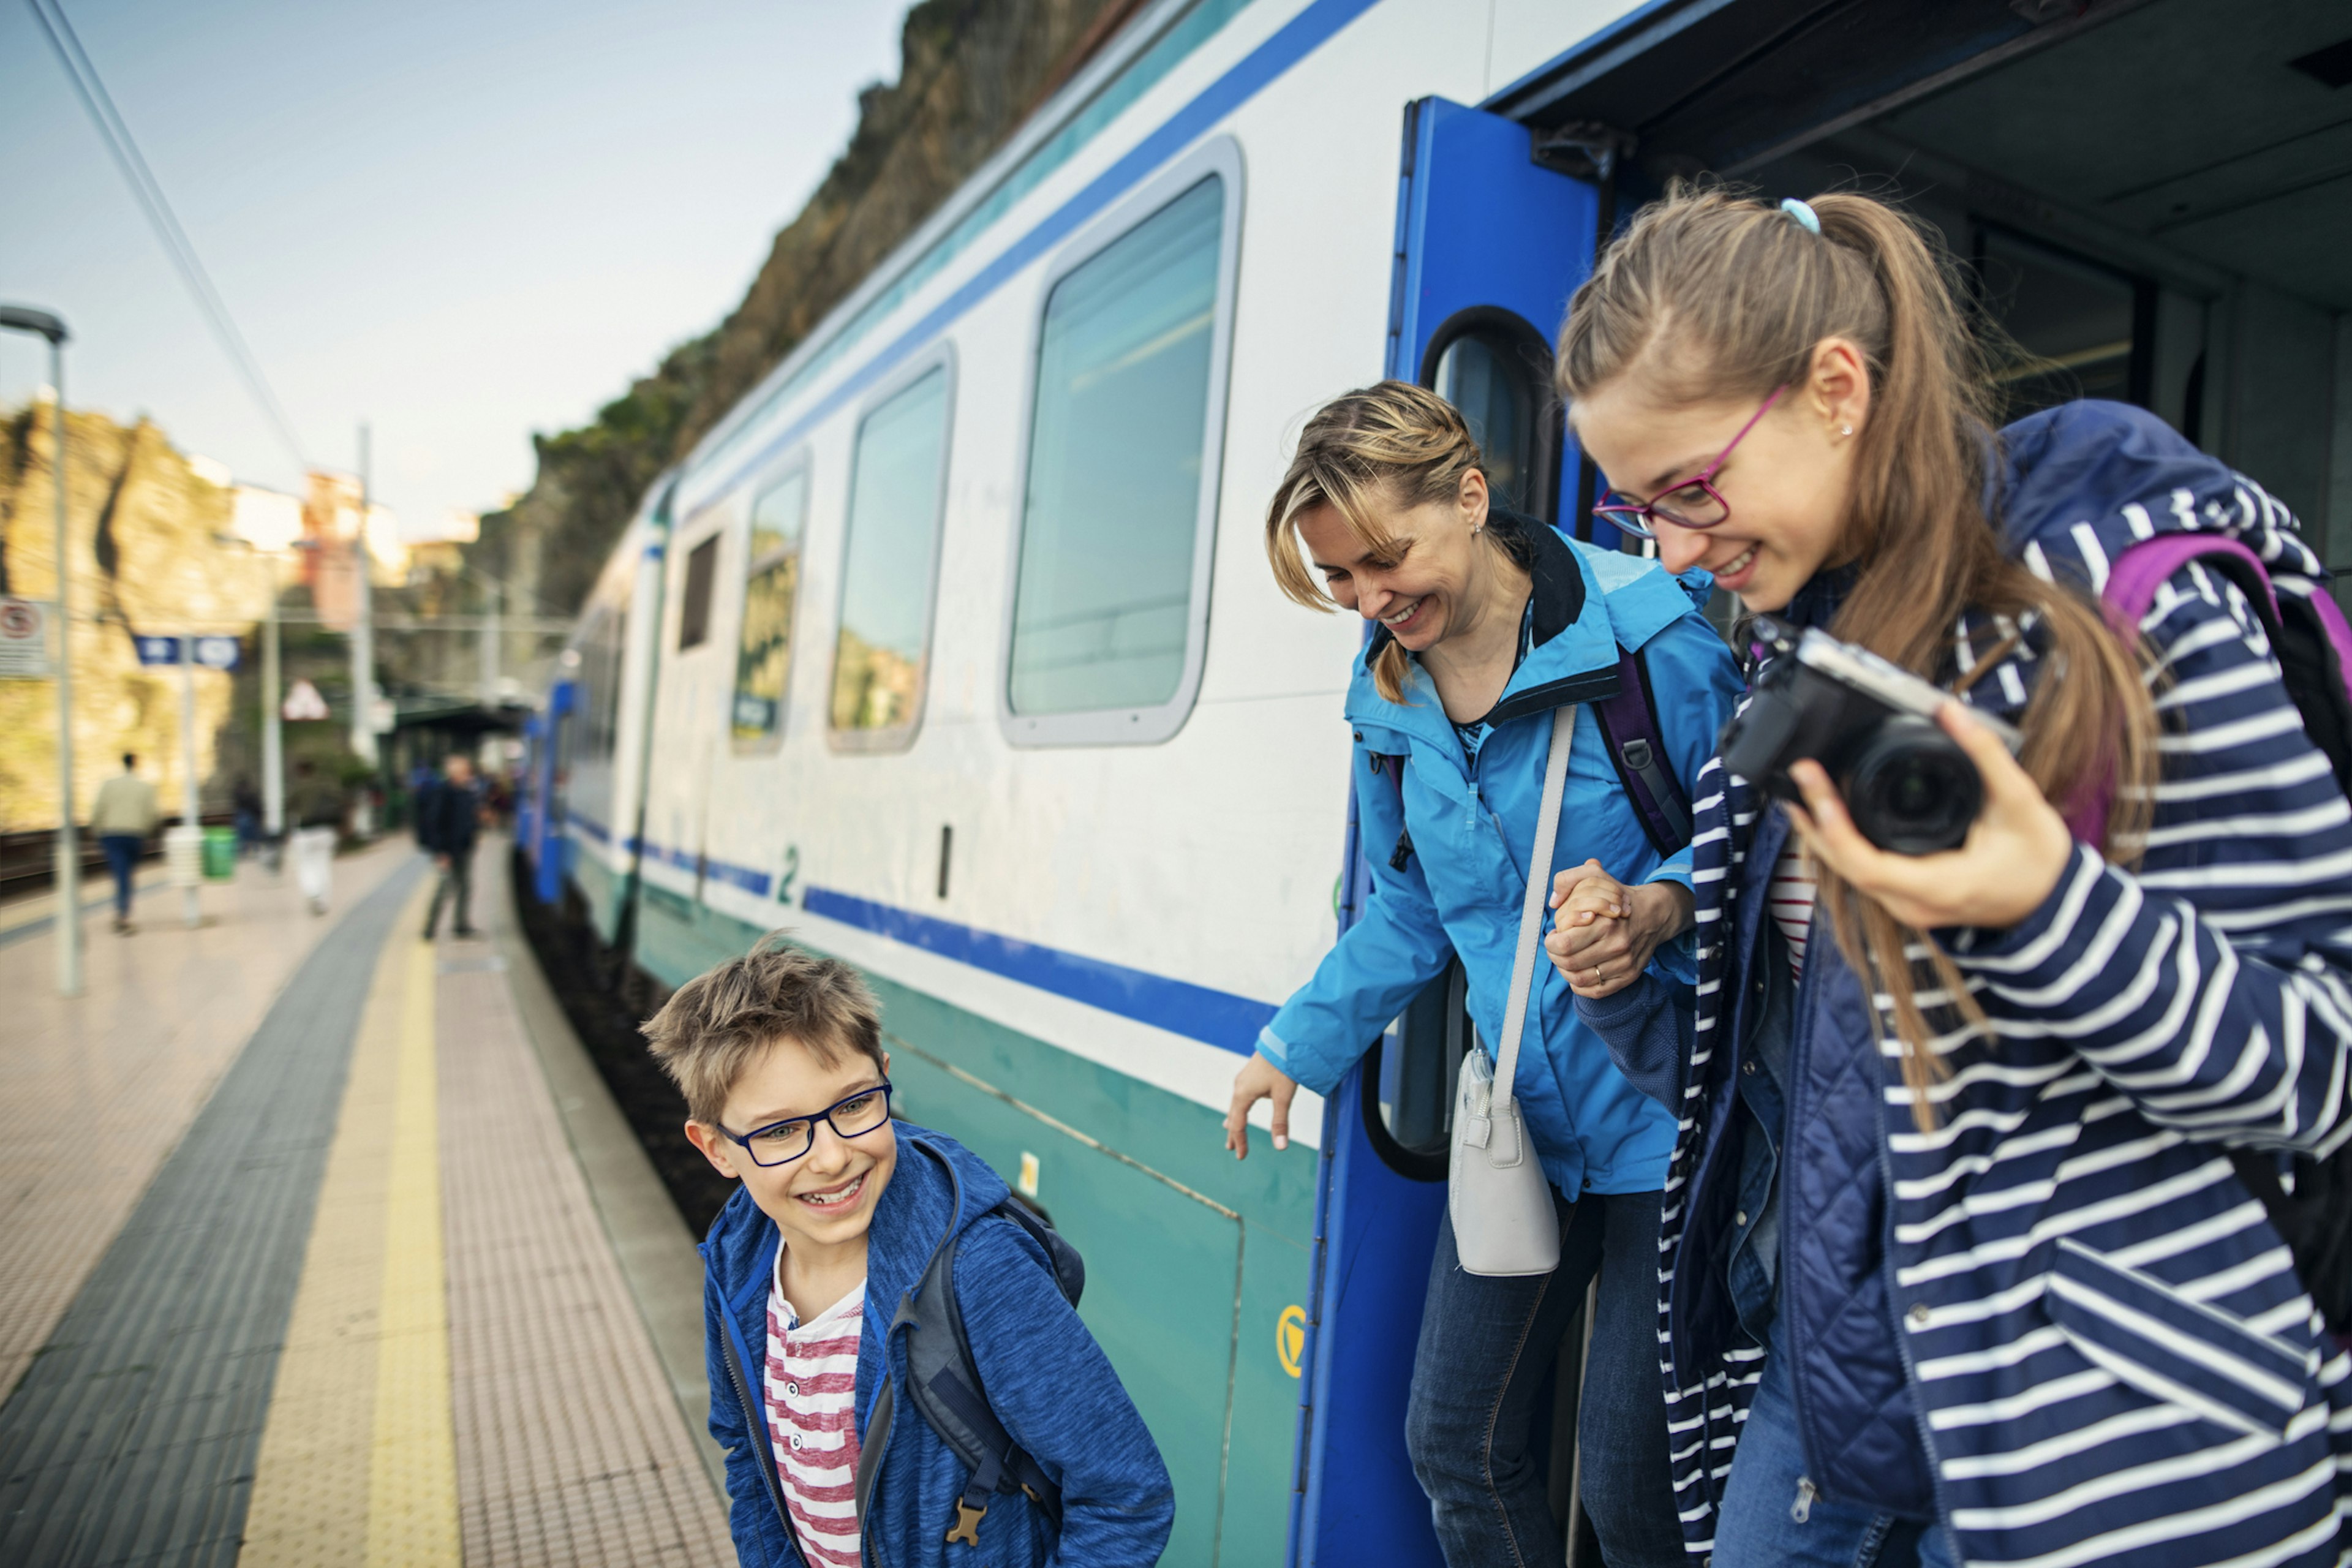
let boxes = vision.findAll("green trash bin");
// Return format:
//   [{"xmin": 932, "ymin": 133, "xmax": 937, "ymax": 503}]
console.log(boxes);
[{"xmin": 202, "ymin": 825, "xmax": 239, "ymax": 881}]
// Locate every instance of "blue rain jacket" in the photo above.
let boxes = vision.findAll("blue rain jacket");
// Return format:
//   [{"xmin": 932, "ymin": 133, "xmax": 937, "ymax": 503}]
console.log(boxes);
[
  {"xmin": 701, "ymin": 1122, "xmax": 1174, "ymax": 1567},
  {"xmin": 1257, "ymin": 519, "xmax": 1745, "ymax": 1196}
]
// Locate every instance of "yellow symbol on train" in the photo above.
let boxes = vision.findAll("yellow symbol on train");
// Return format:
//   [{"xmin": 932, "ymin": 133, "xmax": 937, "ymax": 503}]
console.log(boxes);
[{"xmin": 1276, "ymin": 1305, "xmax": 1307, "ymax": 1378}]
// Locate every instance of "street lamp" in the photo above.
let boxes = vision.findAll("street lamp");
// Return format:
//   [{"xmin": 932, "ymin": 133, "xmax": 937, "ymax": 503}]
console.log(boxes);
[
  {"xmin": 213, "ymin": 533, "xmax": 284, "ymax": 856},
  {"xmin": 1, "ymin": 306, "xmax": 80, "ymax": 998}
]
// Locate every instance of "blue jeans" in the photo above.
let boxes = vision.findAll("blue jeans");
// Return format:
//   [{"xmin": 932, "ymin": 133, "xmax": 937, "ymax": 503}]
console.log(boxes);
[
  {"xmin": 1406, "ymin": 1188, "xmax": 1684, "ymax": 1568},
  {"xmin": 1714, "ymin": 1316, "xmax": 1957, "ymax": 1568},
  {"xmin": 101, "ymin": 834, "xmax": 141, "ymax": 920}
]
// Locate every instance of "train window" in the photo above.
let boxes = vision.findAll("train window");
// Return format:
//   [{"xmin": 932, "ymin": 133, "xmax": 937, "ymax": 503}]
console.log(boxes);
[
  {"xmin": 733, "ymin": 463, "xmax": 808, "ymax": 752},
  {"xmin": 678, "ymin": 534, "xmax": 718, "ymax": 650},
  {"xmin": 831, "ymin": 356, "xmax": 952, "ymax": 750},
  {"xmin": 1975, "ymin": 227, "xmax": 2151, "ymax": 424},
  {"xmin": 1001, "ymin": 140, "xmax": 1240, "ymax": 747},
  {"xmin": 1421, "ymin": 307, "xmax": 1560, "ymax": 524}
]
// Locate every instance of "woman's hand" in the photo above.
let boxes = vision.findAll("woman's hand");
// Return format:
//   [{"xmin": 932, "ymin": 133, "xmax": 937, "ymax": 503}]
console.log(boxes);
[
  {"xmin": 1224, "ymin": 1054, "xmax": 1299, "ymax": 1159},
  {"xmin": 1545, "ymin": 858, "xmax": 1694, "ymax": 998},
  {"xmin": 1784, "ymin": 700, "xmax": 2073, "ymax": 932}
]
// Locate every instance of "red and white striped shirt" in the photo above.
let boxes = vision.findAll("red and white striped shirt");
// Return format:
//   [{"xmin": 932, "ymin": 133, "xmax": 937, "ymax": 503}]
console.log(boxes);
[
  {"xmin": 1767, "ymin": 840, "xmax": 1815, "ymax": 979},
  {"xmin": 765, "ymin": 1257, "xmax": 864, "ymax": 1568}
]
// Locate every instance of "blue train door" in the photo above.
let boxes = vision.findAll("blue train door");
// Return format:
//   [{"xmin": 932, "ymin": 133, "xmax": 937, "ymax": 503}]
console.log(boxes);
[{"xmin": 1291, "ymin": 96, "xmax": 1604, "ymax": 1568}]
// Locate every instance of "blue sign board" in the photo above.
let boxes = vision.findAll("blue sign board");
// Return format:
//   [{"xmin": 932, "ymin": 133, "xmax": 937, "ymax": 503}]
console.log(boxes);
[{"xmin": 132, "ymin": 633, "xmax": 241, "ymax": 671}]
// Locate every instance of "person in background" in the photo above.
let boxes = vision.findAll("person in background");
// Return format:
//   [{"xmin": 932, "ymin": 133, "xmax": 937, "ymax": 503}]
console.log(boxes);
[
  {"xmin": 285, "ymin": 758, "xmax": 344, "ymax": 917},
  {"xmin": 89, "ymin": 752, "xmax": 159, "ymax": 934},
  {"xmin": 419, "ymin": 752, "xmax": 483, "ymax": 941},
  {"xmin": 232, "ymin": 776, "xmax": 262, "ymax": 858}
]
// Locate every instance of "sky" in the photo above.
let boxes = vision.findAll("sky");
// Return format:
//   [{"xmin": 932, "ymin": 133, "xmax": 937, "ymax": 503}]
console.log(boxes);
[{"xmin": 0, "ymin": 0, "xmax": 909, "ymax": 541}]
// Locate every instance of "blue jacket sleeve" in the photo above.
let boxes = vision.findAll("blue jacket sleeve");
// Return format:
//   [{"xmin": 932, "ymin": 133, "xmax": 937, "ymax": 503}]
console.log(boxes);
[
  {"xmin": 1256, "ymin": 747, "xmax": 1453, "ymax": 1095},
  {"xmin": 958, "ymin": 1221, "xmax": 1175, "ymax": 1567},
  {"xmin": 1574, "ymin": 973, "xmax": 1692, "ymax": 1110},
  {"xmin": 1945, "ymin": 573, "xmax": 2352, "ymax": 1156},
  {"xmin": 704, "ymin": 1270, "xmax": 790, "ymax": 1566},
  {"xmin": 1635, "ymin": 612, "xmax": 1747, "ymax": 985}
]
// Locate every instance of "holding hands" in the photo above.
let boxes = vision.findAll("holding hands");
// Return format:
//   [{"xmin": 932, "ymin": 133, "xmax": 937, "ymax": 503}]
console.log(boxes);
[{"xmin": 1545, "ymin": 858, "xmax": 1693, "ymax": 999}]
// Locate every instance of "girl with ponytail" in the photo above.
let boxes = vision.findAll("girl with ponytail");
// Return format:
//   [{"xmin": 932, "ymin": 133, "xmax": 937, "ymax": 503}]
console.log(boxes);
[{"xmin": 1553, "ymin": 187, "xmax": 2352, "ymax": 1567}]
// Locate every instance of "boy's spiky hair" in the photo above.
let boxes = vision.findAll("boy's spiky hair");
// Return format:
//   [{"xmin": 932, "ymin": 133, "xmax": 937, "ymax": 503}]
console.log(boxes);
[{"xmin": 641, "ymin": 933, "xmax": 883, "ymax": 1126}]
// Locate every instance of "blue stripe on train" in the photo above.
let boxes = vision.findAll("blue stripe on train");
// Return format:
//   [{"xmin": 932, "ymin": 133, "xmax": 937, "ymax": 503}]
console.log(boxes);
[{"xmin": 804, "ymin": 885, "xmax": 1273, "ymax": 1054}]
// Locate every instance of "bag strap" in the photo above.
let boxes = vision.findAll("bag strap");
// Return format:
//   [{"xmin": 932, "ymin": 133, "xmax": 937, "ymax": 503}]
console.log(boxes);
[{"xmin": 1493, "ymin": 704, "xmax": 1577, "ymax": 1111}]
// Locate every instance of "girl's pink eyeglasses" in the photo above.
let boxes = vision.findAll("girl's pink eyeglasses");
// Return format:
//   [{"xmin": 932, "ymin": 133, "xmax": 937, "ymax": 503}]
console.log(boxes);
[{"xmin": 1591, "ymin": 385, "xmax": 1785, "ymax": 540}]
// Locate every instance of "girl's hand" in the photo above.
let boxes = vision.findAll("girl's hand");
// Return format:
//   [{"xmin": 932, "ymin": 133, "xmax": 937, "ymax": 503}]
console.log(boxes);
[
  {"xmin": 1224, "ymin": 1053, "xmax": 1299, "ymax": 1159},
  {"xmin": 1546, "ymin": 858, "xmax": 1693, "ymax": 998},
  {"xmin": 1783, "ymin": 700, "xmax": 2073, "ymax": 932}
]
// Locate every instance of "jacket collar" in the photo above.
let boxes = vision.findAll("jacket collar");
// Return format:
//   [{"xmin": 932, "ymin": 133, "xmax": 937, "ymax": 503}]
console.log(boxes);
[{"xmin": 1348, "ymin": 511, "xmax": 1624, "ymax": 743}]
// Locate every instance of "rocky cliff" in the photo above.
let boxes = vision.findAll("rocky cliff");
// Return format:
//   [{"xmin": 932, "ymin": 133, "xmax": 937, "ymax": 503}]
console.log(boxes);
[{"xmin": 467, "ymin": 0, "xmax": 1138, "ymax": 624}]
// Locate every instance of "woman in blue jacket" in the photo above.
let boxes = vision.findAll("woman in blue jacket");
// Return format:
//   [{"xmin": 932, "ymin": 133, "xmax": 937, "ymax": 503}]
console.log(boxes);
[
  {"xmin": 1555, "ymin": 188, "xmax": 2352, "ymax": 1568},
  {"xmin": 1223, "ymin": 382, "xmax": 1744, "ymax": 1568}
]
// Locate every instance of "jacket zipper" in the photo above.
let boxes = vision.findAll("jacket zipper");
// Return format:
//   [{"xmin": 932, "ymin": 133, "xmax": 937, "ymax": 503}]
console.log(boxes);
[{"xmin": 720, "ymin": 1317, "xmax": 799, "ymax": 1560}]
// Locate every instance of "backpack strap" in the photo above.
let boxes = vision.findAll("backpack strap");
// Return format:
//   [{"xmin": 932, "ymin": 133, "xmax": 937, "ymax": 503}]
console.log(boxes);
[
  {"xmin": 894, "ymin": 1140, "xmax": 1066, "ymax": 1546},
  {"xmin": 1593, "ymin": 646, "xmax": 1694, "ymax": 857}
]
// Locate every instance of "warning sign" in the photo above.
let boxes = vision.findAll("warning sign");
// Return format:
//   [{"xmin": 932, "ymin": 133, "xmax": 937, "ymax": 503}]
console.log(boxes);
[
  {"xmin": 282, "ymin": 678, "xmax": 331, "ymax": 722},
  {"xmin": 0, "ymin": 597, "xmax": 51, "ymax": 679}
]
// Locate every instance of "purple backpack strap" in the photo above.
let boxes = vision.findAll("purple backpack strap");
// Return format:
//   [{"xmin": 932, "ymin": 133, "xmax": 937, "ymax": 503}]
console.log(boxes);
[
  {"xmin": 1594, "ymin": 648, "xmax": 1694, "ymax": 857},
  {"xmin": 2070, "ymin": 533, "xmax": 2286, "ymax": 844}
]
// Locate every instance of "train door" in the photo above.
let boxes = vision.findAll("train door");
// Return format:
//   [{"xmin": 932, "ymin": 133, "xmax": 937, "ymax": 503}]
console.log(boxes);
[
  {"xmin": 526, "ymin": 680, "xmax": 576, "ymax": 906},
  {"xmin": 1292, "ymin": 97, "xmax": 1604, "ymax": 1568}
]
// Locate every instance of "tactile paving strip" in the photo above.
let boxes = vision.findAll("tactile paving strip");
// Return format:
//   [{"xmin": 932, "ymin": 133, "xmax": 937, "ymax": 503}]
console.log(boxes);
[{"xmin": 0, "ymin": 859, "xmax": 425, "ymax": 1567}]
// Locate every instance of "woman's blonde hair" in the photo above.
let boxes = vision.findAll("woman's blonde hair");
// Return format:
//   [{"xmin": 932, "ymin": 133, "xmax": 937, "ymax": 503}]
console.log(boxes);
[
  {"xmin": 1265, "ymin": 380, "xmax": 1528, "ymax": 702},
  {"xmin": 1556, "ymin": 187, "xmax": 2160, "ymax": 1130}
]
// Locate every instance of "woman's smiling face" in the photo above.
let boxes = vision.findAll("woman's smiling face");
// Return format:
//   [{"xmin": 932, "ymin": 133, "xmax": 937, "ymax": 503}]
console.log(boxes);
[
  {"xmin": 1570, "ymin": 341, "xmax": 1871, "ymax": 614},
  {"xmin": 1294, "ymin": 468, "xmax": 1494, "ymax": 652}
]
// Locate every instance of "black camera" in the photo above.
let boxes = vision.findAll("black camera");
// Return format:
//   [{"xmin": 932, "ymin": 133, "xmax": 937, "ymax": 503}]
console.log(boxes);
[{"xmin": 1717, "ymin": 618, "xmax": 2022, "ymax": 855}]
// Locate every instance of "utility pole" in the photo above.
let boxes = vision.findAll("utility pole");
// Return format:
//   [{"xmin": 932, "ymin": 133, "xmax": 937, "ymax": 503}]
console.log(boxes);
[
  {"xmin": 178, "ymin": 633, "xmax": 201, "ymax": 928},
  {"xmin": 1, "ymin": 306, "xmax": 81, "ymax": 997},
  {"xmin": 480, "ymin": 576, "xmax": 500, "ymax": 706},
  {"xmin": 262, "ymin": 568, "xmax": 282, "ymax": 842},
  {"xmin": 350, "ymin": 422, "xmax": 377, "ymax": 769}
]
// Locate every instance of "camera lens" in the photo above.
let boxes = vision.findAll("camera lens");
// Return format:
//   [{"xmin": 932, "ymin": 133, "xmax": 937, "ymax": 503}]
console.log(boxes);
[{"xmin": 1841, "ymin": 717, "xmax": 1981, "ymax": 855}]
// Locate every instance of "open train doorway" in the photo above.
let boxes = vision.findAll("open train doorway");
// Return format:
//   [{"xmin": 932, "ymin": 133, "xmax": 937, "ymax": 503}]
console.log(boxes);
[{"xmin": 1498, "ymin": 0, "xmax": 2350, "ymax": 594}]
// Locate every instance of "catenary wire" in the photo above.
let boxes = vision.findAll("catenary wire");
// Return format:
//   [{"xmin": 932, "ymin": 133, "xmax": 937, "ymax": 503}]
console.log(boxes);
[{"xmin": 24, "ymin": 0, "xmax": 311, "ymax": 470}]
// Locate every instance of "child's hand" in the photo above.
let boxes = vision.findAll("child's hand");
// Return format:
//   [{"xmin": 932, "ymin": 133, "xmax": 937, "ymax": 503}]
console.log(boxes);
[{"xmin": 1224, "ymin": 1054, "xmax": 1298, "ymax": 1159}]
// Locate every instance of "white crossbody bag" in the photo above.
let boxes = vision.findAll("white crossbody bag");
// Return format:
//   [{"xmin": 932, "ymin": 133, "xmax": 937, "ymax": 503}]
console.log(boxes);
[{"xmin": 1448, "ymin": 703, "xmax": 1575, "ymax": 1278}]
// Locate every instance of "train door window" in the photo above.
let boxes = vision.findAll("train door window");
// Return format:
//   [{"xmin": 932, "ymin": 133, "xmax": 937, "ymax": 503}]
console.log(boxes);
[
  {"xmin": 831, "ymin": 354, "xmax": 952, "ymax": 750},
  {"xmin": 1363, "ymin": 960, "xmax": 1472, "ymax": 1182},
  {"xmin": 678, "ymin": 533, "xmax": 718, "ymax": 650},
  {"xmin": 1975, "ymin": 227, "xmax": 2152, "ymax": 424},
  {"xmin": 1002, "ymin": 140, "xmax": 1240, "ymax": 746},
  {"xmin": 1422, "ymin": 308, "xmax": 1559, "ymax": 524},
  {"xmin": 733, "ymin": 462, "xmax": 808, "ymax": 752}
]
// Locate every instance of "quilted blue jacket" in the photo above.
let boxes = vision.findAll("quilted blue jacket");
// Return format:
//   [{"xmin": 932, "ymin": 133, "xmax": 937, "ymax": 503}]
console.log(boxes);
[
  {"xmin": 1642, "ymin": 403, "xmax": 2352, "ymax": 1568},
  {"xmin": 700, "ymin": 1123, "xmax": 1174, "ymax": 1567}
]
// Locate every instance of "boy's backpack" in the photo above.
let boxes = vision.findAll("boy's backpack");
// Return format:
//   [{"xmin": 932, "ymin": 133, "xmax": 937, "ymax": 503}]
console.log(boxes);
[
  {"xmin": 1382, "ymin": 645, "xmax": 1694, "ymax": 872},
  {"xmin": 853, "ymin": 1138, "xmax": 1086, "ymax": 1549},
  {"xmin": 2067, "ymin": 531, "xmax": 2352, "ymax": 1338}
]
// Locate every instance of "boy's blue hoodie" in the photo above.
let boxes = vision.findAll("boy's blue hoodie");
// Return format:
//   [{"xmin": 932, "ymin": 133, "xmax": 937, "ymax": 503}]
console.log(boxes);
[{"xmin": 700, "ymin": 1121, "xmax": 1175, "ymax": 1567}]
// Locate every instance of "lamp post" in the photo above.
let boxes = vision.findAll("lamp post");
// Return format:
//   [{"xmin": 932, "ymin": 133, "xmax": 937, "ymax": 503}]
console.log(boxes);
[
  {"xmin": 1, "ymin": 306, "xmax": 80, "ymax": 998},
  {"xmin": 213, "ymin": 533, "xmax": 284, "ymax": 853}
]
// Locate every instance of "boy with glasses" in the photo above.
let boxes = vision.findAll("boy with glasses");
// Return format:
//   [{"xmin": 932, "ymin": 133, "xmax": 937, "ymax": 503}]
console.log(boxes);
[{"xmin": 647, "ymin": 937, "xmax": 1170, "ymax": 1568}]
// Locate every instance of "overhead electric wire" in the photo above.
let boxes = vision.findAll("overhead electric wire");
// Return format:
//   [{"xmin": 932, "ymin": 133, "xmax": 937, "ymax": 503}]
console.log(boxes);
[{"xmin": 24, "ymin": 0, "xmax": 310, "ymax": 469}]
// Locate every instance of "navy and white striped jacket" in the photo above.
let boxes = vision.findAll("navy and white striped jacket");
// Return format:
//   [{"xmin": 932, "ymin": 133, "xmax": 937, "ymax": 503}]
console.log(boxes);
[{"xmin": 1661, "ymin": 404, "xmax": 2352, "ymax": 1567}]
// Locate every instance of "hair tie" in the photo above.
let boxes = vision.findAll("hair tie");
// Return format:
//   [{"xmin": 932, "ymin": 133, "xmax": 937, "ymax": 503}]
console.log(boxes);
[{"xmin": 1780, "ymin": 197, "xmax": 1822, "ymax": 235}]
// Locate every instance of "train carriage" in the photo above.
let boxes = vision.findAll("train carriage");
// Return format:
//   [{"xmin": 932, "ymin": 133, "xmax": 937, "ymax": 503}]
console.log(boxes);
[{"xmin": 526, "ymin": 0, "xmax": 2352, "ymax": 1562}]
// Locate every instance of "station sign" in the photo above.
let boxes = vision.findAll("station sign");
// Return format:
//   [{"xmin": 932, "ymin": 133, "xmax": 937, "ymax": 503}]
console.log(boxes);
[
  {"xmin": 0, "ymin": 597, "xmax": 51, "ymax": 678},
  {"xmin": 132, "ymin": 633, "xmax": 242, "ymax": 671}
]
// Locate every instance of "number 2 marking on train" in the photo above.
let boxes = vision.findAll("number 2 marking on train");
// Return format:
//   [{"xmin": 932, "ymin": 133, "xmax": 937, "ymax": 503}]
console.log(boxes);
[{"xmin": 777, "ymin": 845, "xmax": 799, "ymax": 903}]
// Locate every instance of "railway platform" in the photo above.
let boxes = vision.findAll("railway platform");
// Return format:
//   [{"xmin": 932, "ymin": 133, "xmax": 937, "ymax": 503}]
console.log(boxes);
[{"xmin": 0, "ymin": 833, "xmax": 732, "ymax": 1567}]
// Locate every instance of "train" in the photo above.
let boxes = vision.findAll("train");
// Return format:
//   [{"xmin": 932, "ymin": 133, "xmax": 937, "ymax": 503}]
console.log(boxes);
[{"xmin": 514, "ymin": 0, "xmax": 2348, "ymax": 1562}]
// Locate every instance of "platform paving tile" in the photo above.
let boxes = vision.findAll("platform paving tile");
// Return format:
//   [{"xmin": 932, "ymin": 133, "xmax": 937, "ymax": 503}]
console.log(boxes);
[
  {"xmin": 0, "ymin": 840, "xmax": 407, "ymax": 1406},
  {"xmin": 435, "ymin": 850, "xmax": 733, "ymax": 1567},
  {"xmin": 0, "ymin": 857, "xmax": 424, "ymax": 1567}
]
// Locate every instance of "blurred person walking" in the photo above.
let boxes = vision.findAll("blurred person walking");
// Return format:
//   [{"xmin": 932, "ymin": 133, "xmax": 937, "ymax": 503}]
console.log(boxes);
[
  {"xmin": 89, "ymin": 752, "xmax": 159, "ymax": 933},
  {"xmin": 286, "ymin": 758, "xmax": 343, "ymax": 916},
  {"xmin": 418, "ymin": 752, "xmax": 483, "ymax": 940},
  {"xmin": 232, "ymin": 776, "xmax": 262, "ymax": 857}
]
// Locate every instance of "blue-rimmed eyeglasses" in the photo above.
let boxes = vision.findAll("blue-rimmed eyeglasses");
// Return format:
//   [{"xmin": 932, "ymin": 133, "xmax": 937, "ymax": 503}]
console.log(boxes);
[
  {"xmin": 1591, "ymin": 385, "xmax": 1785, "ymax": 540},
  {"xmin": 717, "ymin": 1082, "xmax": 894, "ymax": 1167}
]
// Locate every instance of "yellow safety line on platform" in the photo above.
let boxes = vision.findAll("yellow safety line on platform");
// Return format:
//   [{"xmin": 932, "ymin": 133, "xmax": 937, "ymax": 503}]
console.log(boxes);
[
  {"xmin": 364, "ymin": 933, "xmax": 461, "ymax": 1566},
  {"xmin": 239, "ymin": 884, "xmax": 459, "ymax": 1567}
]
